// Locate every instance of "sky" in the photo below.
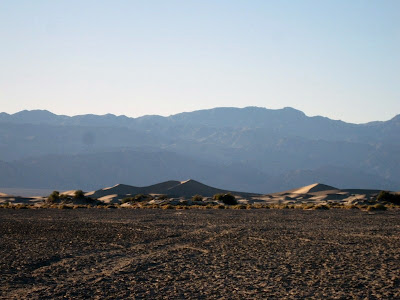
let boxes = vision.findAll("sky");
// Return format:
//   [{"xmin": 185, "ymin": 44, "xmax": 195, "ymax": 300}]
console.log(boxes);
[{"xmin": 0, "ymin": 0, "xmax": 399, "ymax": 123}]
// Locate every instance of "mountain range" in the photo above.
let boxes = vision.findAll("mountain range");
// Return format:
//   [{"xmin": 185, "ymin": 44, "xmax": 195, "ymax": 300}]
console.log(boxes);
[{"xmin": 0, "ymin": 107, "xmax": 399, "ymax": 193}]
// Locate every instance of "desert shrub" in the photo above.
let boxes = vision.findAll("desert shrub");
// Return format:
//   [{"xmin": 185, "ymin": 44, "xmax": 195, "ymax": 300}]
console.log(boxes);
[
  {"xmin": 325, "ymin": 202, "xmax": 341, "ymax": 208},
  {"xmin": 345, "ymin": 204, "xmax": 359, "ymax": 210},
  {"xmin": 58, "ymin": 204, "xmax": 72, "ymax": 209},
  {"xmin": 213, "ymin": 193, "xmax": 237, "ymax": 205},
  {"xmin": 191, "ymin": 194, "xmax": 203, "ymax": 202},
  {"xmin": 213, "ymin": 193, "xmax": 224, "ymax": 200},
  {"xmin": 74, "ymin": 190, "xmax": 85, "ymax": 199},
  {"xmin": 234, "ymin": 204, "xmax": 246, "ymax": 209},
  {"xmin": 298, "ymin": 204, "xmax": 314, "ymax": 210},
  {"xmin": 15, "ymin": 204, "xmax": 28, "ymax": 209},
  {"xmin": 121, "ymin": 194, "xmax": 152, "ymax": 204},
  {"xmin": 313, "ymin": 204, "xmax": 329, "ymax": 210},
  {"xmin": 175, "ymin": 205, "xmax": 189, "ymax": 210},
  {"xmin": 134, "ymin": 194, "xmax": 147, "ymax": 201},
  {"xmin": 157, "ymin": 194, "xmax": 168, "ymax": 200},
  {"xmin": 47, "ymin": 191, "xmax": 60, "ymax": 203},
  {"xmin": 134, "ymin": 194, "xmax": 153, "ymax": 201},
  {"xmin": 367, "ymin": 204, "xmax": 387, "ymax": 211},
  {"xmin": 161, "ymin": 204, "xmax": 173, "ymax": 209},
  {"xmin": 377, "ymin": 191, "xmax": 400, "ymax": 205}
]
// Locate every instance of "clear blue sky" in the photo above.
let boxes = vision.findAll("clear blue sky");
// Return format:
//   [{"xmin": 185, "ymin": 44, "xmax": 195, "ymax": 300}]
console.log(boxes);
[{"xmin": 0, "ymin": 0, "xmax": 399, "ymax": 123}]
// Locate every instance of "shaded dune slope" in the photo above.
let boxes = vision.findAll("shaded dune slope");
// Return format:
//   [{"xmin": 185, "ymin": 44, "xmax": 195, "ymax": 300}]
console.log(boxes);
[{"xmin": 86, "ymin": 179, "xmax": 256, "ymax": 200}]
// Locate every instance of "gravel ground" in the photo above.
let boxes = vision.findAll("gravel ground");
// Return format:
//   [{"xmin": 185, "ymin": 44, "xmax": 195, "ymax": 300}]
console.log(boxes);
[{"xmin": 1, "ymin": 209, "xmax": 399, "ymax": 299}]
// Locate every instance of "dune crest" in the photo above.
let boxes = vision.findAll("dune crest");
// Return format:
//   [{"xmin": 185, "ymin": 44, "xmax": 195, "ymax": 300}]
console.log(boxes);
[{"xmin": 292, "ymin": 183, "xmax": 339, "ymax": 194}]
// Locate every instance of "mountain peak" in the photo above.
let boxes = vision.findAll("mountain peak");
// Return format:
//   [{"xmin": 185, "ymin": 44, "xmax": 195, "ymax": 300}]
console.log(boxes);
[
  {"xmin": 13, "ymin": 109, "xmax": 56, "ymax": 117},
  {"xmin": 8, "ymin": 109, "xmax": 62, "ymax": 124}
]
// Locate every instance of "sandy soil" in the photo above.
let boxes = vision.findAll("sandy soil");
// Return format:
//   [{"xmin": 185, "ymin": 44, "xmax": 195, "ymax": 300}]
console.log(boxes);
[{"xmin": 1, "ymin": 209, "xmax": 399, "ymax": 299}]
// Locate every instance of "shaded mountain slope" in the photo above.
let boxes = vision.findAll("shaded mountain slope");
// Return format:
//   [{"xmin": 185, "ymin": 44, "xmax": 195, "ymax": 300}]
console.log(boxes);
[
  {"xmin": 0, "ymin": 151, "xmax": 271, "ymax": 192},
  {"xmin": 0, "ymin": 107, "xmax": 399, "ymax": 192}
]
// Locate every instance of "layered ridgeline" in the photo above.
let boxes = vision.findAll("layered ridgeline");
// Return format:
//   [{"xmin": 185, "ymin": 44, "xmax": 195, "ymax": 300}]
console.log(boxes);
[{"xmin": 0, "ymin": 107, "xmax": 399, "ymax": 192}]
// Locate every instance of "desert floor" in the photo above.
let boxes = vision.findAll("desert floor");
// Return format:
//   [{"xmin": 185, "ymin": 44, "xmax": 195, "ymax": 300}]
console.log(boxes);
[{"xmin": 1, "ymin": 209, "xmax": 399, "ymax": 299}]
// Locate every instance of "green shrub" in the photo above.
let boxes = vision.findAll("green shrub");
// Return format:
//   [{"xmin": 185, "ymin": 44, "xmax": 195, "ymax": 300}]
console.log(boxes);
[
  {"xmin": 47, "ymin": 191, "xmax": 60, "ymax": 203},
  {"xmin": 121, "ymin": 194, "xmax": 153, "ymax": 204},
  {"xmin": 121, "ymin": 198, "xmax": 132, "ymax": 204},
  {"xmin": 213, "ymin": 193, "xmax": 224, "ymax": 200},
  {"xmin": 74, "ymin": 190, "xmax": 85, "ymax": 199},
  {"xmin": 377, "ymin": 191, "xmax": 400, "ymax": 205},
  {"xmin": 191, "ymin": 194, "xmax": 203, "ymax": 202},
  {"xmin": 213, "ymin": 193, "xmax": 237, "ymax": 205}
]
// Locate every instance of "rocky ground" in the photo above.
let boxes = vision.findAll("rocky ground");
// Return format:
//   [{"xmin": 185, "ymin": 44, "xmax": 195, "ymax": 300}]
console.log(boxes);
[{"xmin": 1, "ymin": 209, "xmax": 399, "ymax": 299}]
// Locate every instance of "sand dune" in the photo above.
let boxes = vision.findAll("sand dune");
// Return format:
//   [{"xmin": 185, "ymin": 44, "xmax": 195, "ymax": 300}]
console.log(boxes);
[
  {"xmin": 290, "ymin": 183, "xmax": 339, "ymax": 194},
  {"xmin": 86, "ymin": 184, "xmax": 142, "ymax": 199},
  {"xmin": 255, "ymin": 183, "xmax": 382, "ymax": 205},
  {"xmin": 164, "ymin": 179, "xmax": 229, "ymax": 197},
  {"xmin": 0, "ymin": 180, "xmax": 390, "ymax": 207},
  {"xmin": 140, "ymin": 180, "xmax": 182, "ymax": 194},
  {"xmin": 88, "ymin": 179, "xmax": 236, "ymax": 200},
  {"xmin": 0, "ymin": 195, "xmax": 44, "ymax": 205},
  {"xmin": 60, "ymin": 190, "xmax": 82, "ymax": 196}
]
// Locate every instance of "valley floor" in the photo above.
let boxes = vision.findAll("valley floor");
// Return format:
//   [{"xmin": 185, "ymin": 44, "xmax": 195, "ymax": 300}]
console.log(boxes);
[{"xmin": 1, "ymin": 209, "xmax": 399, "ymax": 299}]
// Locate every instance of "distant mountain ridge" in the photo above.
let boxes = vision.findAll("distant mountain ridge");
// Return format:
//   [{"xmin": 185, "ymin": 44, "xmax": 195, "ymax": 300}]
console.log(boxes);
[{"xmin": 0, "ymin": 107, "xmax": 399, "ymax": 192}]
